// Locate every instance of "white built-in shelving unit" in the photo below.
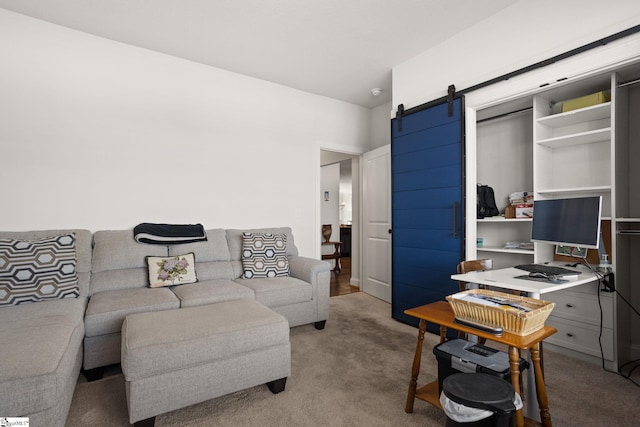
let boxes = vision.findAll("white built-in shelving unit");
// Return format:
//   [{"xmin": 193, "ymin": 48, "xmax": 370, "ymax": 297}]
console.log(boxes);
[{"xmin": 469, "ymin": 63, "xmax": 640, "ymax": 370}]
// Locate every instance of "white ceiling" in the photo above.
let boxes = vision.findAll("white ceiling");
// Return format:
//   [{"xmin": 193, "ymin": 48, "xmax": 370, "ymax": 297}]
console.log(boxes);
[{"xmin": 0, "ymin": 0, "xmax": 514, "ymax": 108}]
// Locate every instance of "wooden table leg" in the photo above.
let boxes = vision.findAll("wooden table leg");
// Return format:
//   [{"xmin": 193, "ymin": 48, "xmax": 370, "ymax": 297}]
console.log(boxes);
[
  {"xmin": 405, "ymin": 319, "xmax": 426, "ymax": 413},
  {"xmin": 530, "ymin": 343, "xmax": 552, "ymax": 427},
  {"xmin": 508, "ymin": 346, "xmax": 525, "ymax": 427},
  {"xmin": 333, "ymin": 243, "xmax": 341, "ymax": 272}
]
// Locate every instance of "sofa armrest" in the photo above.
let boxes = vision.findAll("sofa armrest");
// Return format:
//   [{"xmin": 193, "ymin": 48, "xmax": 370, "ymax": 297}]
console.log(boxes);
[
  {"xmin": 288, "ymin": 256, "xmax": 331, "ymax": 323},
  {"xmin": 288, "ymin": 255, "xmax": 330, "ymax": 284}
]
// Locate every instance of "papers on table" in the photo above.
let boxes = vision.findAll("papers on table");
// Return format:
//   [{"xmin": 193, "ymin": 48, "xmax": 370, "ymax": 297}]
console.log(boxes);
[{"xmin": 450, "ymin": 292, "xmax": 534, "ymax": 312}]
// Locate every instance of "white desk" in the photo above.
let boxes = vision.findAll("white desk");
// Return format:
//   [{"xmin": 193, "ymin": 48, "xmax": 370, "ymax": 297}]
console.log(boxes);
[
  {"xmin": 450, "ymin": 264, "xmax": 599, "ymax": 299},
  {"xmin": 450, "ymin": 263, "xmax": 599, "ymax": 423}
]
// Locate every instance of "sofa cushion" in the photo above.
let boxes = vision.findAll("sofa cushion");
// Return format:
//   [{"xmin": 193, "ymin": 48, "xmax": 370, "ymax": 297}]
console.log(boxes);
[
  {"xmin": 92, "ymin": 230, "xmax": 168, "ymax": 273},
  {"xmin": 167, "ymin": 229, "xmax": 230, "ymax": 262},
  {"xmin": 0, "ymin": 298, "xmax": 85, "ymax": 417},
  {"xmin": 234, "ymin": 276, "xmax": 312, "ymax": 308},
  {"xmin": 170, "ymin": 279, "xmax": 255, "ymax": 308},
  {"xmin": 190, "ymin": 261, "xmax": 235, "ymax": 282},
  {"xmin": 166, "ymin": 230, "xmax": 235, "ymax": 283},
  {"xmin": 85, "ymin": 287, "xmax": 180, "ymax": 337},
  {"xmin": 241, "ymin": 232, "xmax": 290, "ymax": 279},
  {"xmin": 0, "ymin": 233, "xmax": 79, "ymax": 306},
  {"xmin": 90, "ymin": 267, "xmax": 149, "ymax": 294},
  {"xmin": 147, "ymin": 253, "xmax": 197, "ymax": 288}
]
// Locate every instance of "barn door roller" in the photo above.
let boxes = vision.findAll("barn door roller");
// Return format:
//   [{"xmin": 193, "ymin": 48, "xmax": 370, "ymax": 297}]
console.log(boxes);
[{"xmin": 447, "ymin": 84, "xmax": 456, "ymax": 117}]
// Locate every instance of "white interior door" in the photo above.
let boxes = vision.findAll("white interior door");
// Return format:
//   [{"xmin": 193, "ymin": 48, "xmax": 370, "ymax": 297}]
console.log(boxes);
[{"xmin": 362, "ymin": 145, "xmax": 391, "ymax": 302}]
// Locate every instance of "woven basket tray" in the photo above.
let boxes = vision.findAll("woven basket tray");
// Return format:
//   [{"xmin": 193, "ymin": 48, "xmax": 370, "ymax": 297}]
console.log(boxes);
[{"xmin": 446, "ymin": 289, "xmax": 555, "ymax": 336}]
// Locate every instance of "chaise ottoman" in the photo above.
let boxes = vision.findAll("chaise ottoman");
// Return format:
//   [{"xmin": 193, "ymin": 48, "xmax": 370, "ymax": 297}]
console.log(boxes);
[{"xmin": 121, "ymin": 299, "xmax": 291, "ymax": 426}]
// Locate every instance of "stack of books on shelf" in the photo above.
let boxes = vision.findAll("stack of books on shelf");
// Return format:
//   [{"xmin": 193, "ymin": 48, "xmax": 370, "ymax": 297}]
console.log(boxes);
[
  {"xmin": 509, "ymin": 191, "xmax": 533, "ymax": 205},
  {"xmin": 505, "ymin": 191, "xmax": 533, "ymax": 218}
]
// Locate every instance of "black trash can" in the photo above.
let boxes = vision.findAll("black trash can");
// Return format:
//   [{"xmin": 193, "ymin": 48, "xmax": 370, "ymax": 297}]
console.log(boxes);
[{"xmin": 441, "ymin": 373, "xmax": 519, "ymax": 427}]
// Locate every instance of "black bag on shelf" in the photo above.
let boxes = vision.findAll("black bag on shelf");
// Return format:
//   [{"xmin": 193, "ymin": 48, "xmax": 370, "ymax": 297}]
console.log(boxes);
[{"xmin": 477, "ymin": 185, "xmax": 499, "ymax": 219}]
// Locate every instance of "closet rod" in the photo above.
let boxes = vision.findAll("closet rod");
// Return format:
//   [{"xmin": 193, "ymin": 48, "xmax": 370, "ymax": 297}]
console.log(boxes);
[
  {"xmin": 477, "ymin": 107, "xmax": 532, "ymax": 124},
  {"xmin": 619, "ymin": 77, "xmax": 640, "ymax": 88}
]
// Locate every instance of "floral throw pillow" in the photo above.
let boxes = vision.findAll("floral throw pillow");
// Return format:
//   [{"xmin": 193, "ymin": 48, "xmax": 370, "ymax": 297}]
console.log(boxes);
[
  {"xmin": 242, "ymin": 232, "xmax": 289, "ymax": 279},
  {"xmin": 147, "ymin": 253, "xmax": 197, "ymax": 288}
]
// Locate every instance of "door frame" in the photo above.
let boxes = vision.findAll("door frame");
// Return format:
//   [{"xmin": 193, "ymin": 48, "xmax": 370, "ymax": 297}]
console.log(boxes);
[{"xmin": 318, "ymin": 145, "xmax": 364, "ymax": 288}]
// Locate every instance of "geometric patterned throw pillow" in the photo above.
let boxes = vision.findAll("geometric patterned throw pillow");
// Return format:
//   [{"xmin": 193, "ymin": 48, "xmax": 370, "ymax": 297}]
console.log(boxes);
[
  {"xmin": 0, "ymin": 233, "xmax": 79, "ymax": 306},
  {"xmin": 147, "ymin": 252, "xmax": 197, "ymax": 288},
  {"xmin": 241, "ymin": 232, "xmax": 289, "ymax": 279}
]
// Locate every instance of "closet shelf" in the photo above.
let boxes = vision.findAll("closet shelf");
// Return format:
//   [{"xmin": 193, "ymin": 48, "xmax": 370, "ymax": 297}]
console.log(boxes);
[
  {"xmin": 477, "ymin": 246, "xmax": 534, "ymax": 255},
  {"xmin": 536, "ymin": 185, "xmax": 611, "ymax": 195},
  {"xmin": 535, "ymin": 127, "xmax": 611, "ymax": 148},
  {"xmin": 477, "ymin": 217, "xmax": 532, "ymax": 223},
  {"xmin": 536, "ymin": 102, "xmax": 610, "ymax": 127}
]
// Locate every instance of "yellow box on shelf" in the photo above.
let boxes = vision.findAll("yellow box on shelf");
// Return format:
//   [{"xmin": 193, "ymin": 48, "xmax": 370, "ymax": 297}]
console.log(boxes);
[{"xmin": 561, "ymin": 91, "xmax": 610, "ymax": 112}]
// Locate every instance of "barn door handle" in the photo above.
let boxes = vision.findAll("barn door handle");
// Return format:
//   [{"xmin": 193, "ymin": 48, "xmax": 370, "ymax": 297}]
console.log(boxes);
[{"xmin": 452, "ymin": 201, "xmax": 458, "ymax": 238}]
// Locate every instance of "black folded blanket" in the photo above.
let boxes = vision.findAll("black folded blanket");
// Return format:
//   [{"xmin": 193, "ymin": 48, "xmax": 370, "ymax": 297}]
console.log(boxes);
[{"xmin": 133, "ymin": 223, "xmax": 207, "ymax": 245}]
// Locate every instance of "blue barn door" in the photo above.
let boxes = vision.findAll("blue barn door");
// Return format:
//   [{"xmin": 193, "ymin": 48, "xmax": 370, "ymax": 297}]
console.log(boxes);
[{"xmin": 391, "ymin": 98, "xmax": 465, "ymax": 330}]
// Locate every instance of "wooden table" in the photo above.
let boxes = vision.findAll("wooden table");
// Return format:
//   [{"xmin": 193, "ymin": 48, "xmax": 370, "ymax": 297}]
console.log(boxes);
[
  {"xmin": 321, "ymin": 241, "xmax": 342, "ymax": 272},
  {"xmin": 404, "ymin": 301, "xmax": 557, "ymax": 427}
]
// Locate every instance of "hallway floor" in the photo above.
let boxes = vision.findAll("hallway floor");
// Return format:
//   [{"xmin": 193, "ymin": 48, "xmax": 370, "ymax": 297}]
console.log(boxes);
[{"xmin": 329, "ymin": 257, "xmax": 359, "ymax": 297}]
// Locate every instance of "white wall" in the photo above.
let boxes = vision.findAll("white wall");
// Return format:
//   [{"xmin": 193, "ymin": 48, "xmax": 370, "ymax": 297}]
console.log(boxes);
[
  {"xmin": 393, "ymin": 0, "xmax": 640, "ymax": 113},
  {"xmin": 339, "ymin": 163, "xmax": 352, "ymax": 225},
  {"xmin": 0, "ymin": 9, "xmax": 372, "ymax": 257},
  {"xmin": 370, "ymin": 101, "xmax": 392, "ymax": 149}
]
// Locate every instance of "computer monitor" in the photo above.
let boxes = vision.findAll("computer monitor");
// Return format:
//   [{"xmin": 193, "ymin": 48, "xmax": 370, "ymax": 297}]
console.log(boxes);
[{"xmin": 531, "ymin": 196, "xmax": 602, "ymax": 250}]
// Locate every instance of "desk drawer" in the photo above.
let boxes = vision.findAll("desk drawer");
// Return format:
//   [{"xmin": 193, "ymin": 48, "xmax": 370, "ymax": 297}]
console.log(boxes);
[
  {"xmin": 545, "ymin": 290, "xmax": 613, "ymax": 328},
  {"xmin": 553, "ymin": 281, "xmax": 600, "ymax": 296},
  {"xmin": 545, "ymin": 316, "xmax": 614, "ymax": 361}
]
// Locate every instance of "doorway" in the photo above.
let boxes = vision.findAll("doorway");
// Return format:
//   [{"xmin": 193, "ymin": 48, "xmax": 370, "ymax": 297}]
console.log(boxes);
[{"xmin": 320, "ymin": 150, "xmax": 359, "ymax": 296}]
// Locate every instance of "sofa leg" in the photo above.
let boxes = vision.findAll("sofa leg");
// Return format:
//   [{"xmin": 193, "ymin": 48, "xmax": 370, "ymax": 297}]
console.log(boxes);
[
  {"xmin": 314, "ymin": 320, "xmax": 326, "ymax": 330},
  {"xmin": 133, "ymin": 417, "xmax": 155, "ymax": 427},
  {"xmin": 267, "ymin": 377, "xmax": 287, "ymax": 394},
  {"xmin": 82, "ymin": 366, "xmax": 105, "ymax": 382}
]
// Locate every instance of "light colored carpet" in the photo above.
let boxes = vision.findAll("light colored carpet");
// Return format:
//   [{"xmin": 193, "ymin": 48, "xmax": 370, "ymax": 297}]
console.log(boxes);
[{"xmin": 66, "ymin": 292, "xmax": 640, "ymax": 426}]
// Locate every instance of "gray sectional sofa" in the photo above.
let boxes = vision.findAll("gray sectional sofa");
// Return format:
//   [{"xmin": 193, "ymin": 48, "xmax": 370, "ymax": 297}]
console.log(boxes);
[
  {"xmin": 0, "ymin": 229, "xmax": 92, "ymax": 427},
  {"xmin": 0, "ymin": 226, "xmax": 330, "ymax": 427}
]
